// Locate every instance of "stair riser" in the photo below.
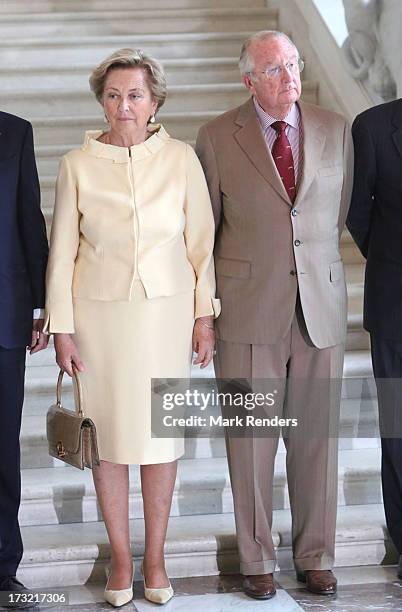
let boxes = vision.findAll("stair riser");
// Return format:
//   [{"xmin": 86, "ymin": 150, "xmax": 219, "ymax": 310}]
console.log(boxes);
[
  {"xmin": 19, "ymin": 485, "xmax": 235, "ymax": 527},
  {"xmin": 20, "ymin": 438, "xmax": 228, "ymax": 469},
  {"xmin": 0, "ymin": 15, "xmax": 276, "ymax": 38},
  {"xmin": 17, "ymin": 534, "xmax": 393, "ymax": 589},
  {"xmin": 345, "ymin": 329, "xmax": 370, "ymax": 351},
  {"xmin": 0, "ymin": 87, "xmax": 255, "ymax": 118},
  {"xmin": 19, "ymin": 419, "xmax": 380, "ymax": 470},
  {"xmin": 0, "ymin": 64, "xmax": 242, "ymax": 90},
  {"xmin": 32, "ymin": 114, "xmax": 218, "ymax": 151},
  {"xmin": 341, "ymin": 242, "xmax": 366, "ymax": 265},
  {"xmin": 0, "ymin": 37, "xmax": 256, "ymax": 66},
  {"xmin": 0, "ymin": 0, "xmax": 267, "ymax": 13},
  {"xmin": 19, "ymin": 470, "xmax": 382, "ymax": 529},
  {"xmin": 15, "ymin": 81, "xmax": 316, "ymax": 120}
]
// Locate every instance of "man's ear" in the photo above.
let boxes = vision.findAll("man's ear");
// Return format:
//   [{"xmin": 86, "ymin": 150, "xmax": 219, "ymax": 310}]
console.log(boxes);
[{"xmin": 242, "ymin": 74, "xmax": 254, "ymax": 93}]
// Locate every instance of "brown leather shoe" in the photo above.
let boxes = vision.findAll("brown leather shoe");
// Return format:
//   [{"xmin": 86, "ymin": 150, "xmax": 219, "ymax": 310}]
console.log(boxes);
[
  {"xmin": 243, "ymin": 573, "xmax": 276, "ymax": 600},
  {"xmin": 297, "ymin": 570, "xmax": 337, "ymax": 595}
]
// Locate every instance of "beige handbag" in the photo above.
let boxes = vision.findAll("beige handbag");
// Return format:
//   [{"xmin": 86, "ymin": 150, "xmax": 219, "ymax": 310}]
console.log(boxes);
[{"xmin": 47, "ymin": 366, "xmax": 100, "ymax": 470}]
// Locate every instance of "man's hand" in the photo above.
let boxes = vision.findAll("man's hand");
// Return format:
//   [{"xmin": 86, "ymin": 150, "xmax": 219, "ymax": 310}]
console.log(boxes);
[
  {"xmin": 29, "ymin": 318, "xmax": 49, "ymax": 354},
  {"xmin": 192, "ymin": 316, "xmax": 215, "ymax": 369},
  {"xmin": 54, "ymin": 333, "xmax": 85, "ymax": 377}
]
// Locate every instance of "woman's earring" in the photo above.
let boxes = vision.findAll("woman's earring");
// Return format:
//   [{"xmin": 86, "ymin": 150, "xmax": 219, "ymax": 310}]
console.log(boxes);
[{"xmin": 149, "ymin": 115, "xmax": 155, "ymax": 124}]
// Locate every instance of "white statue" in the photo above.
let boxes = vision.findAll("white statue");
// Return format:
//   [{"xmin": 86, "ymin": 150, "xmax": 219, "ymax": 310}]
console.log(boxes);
[{"xmin": 342, "ymin": 0, "xmax": 401, "ymax": 100}]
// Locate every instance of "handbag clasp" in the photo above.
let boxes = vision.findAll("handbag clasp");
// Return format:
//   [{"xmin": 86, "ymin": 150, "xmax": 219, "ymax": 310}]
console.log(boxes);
[{"xmin": 57, "ymin": 442, "xmax": 66, "ymax": 458}]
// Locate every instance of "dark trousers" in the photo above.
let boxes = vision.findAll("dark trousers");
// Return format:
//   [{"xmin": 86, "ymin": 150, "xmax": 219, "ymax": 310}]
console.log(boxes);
[
  {"xmin": 0, "ymin": 346, "xmax": 26, "ymax": 576},
  {"xmin": 371, "ymin": 335, "xmax": 402, "ymax": 554}
]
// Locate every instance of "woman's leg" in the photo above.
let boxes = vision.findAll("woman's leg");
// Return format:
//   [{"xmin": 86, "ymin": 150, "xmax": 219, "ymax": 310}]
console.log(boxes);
[
  {"xmin": 92, "ymin": 460, "xmax": 132, "ymax": 589},
  {"xmin": 140, "ymin": 460, "xmax": 177, "ymax": 587}
]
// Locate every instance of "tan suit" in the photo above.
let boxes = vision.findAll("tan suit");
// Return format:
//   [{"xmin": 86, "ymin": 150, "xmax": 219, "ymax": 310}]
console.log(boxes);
[{"xmin": 196, "ymin": 99, "xmax": 353, "ymax": 574}]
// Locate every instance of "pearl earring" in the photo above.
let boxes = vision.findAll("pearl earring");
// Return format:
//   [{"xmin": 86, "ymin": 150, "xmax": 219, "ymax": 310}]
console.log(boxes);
[{"xmin": 149, "ymin": 115, "xmax": 155, "ymax": 124}]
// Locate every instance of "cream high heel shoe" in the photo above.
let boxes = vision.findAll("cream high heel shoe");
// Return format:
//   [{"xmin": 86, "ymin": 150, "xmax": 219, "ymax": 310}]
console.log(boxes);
[
  {"xmin": 104, "ymin": 561, "xmax": 134, "ymax": 607},
  {"xmin": 141, "ymin": 562, "xmax": 174, "ymax": 605}
]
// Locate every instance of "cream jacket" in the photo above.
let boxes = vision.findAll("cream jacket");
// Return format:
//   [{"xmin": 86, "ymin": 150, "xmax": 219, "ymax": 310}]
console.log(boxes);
[{"xmin": 44, "ymin": 125, "xmax": 220, "ymax": 333}]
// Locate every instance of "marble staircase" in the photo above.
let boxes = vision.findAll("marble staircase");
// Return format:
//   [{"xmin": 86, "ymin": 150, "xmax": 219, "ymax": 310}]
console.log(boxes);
[{"xmin": 0, "ymin": 0, "xmax": 390, "ymax": 589}]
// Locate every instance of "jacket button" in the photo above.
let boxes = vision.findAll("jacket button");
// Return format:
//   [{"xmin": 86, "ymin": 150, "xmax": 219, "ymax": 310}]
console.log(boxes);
[
  {"xmin": 291, "ymin": 209, "xmax": 298, "ymax": 217},
  {"xmin": 290, "ymin": 270, "xmax": 297, "ymax": 276},
  {"xmin": 294, "ymin": 239, "xmax": 301, "ymax": 246}
]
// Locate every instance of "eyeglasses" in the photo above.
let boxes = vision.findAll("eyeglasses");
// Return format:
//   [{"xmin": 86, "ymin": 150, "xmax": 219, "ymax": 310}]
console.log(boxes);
[{"xmin": 256, "ymin": 58, "xmax": 305, "ymax": 80}]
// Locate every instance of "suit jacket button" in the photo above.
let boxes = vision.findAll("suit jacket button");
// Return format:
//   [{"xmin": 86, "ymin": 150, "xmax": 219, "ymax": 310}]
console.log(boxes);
[
  {"xmin": 290, "ymin": 270, "xmax": 297, "ymax": 276},
  {"xmin": 294, "ymin": 239, "xmax": 301, "ymax": 246},
  {"xmin": 291, "ymin": 209, "xmax": 298, "ymax": 216}
]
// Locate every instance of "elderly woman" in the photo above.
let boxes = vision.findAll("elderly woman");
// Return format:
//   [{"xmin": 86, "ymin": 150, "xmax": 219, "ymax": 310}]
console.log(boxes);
[{"xmin": 44, "ymin": 48, "xmax": 220, "ymax": 607}]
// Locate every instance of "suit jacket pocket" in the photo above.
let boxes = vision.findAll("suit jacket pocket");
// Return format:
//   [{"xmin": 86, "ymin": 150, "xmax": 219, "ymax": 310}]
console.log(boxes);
[
  {"xmin": 329, "ymin": 260, "xmax": 343, "ymax": 283},
  {"xmin": 216, "ymin": 257, "xmax": 251, "ymax": 279}
]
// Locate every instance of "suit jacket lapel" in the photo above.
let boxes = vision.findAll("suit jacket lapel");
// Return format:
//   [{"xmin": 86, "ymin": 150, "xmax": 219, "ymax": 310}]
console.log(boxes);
[
  {"xmin": 294, "ymin": 101, "xmax": 326, "ymax": 206},
  {"xmin": 233, "ymin": 98, "xmax": 291, "ymax": 205},
  {"xmin": 391, "ymin": 100, "xmax": 402, "ymax": 159}
]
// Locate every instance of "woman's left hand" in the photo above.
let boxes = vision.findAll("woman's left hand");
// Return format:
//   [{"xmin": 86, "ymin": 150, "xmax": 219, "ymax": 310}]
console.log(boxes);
[{"xmin": 192, "ymin": 316, "xmax": 215, "ymax": 369}]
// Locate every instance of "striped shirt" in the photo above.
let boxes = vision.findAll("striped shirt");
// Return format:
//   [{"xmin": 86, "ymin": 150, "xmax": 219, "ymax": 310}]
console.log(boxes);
[{"xmin": 253, "ymin": 97, "xmax": 303, "ymax": 185}]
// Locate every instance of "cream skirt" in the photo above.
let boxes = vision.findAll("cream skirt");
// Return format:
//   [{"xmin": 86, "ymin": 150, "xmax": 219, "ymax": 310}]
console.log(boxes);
[{"xmin": 73, "ymin": 280, "xmax": 194, "ymax": 464}]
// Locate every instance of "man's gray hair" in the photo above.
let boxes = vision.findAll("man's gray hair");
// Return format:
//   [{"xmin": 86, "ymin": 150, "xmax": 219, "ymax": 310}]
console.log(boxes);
[{"xmin": 239, "ymin": 30, "xmax": 300, "ymax": 78}]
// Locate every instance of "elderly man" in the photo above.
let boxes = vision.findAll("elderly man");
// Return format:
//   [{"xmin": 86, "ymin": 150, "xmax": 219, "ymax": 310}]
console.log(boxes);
[
  {"xmin": 0, "ymin": 111, "xmax": 48, "ymax": 607},
  {"xmin": 347, "ymin": 99, "xmax": 402, "ymax": 581},
  {"xmin": 196, "ymin": 31, "xmax": 353, "ymax": 599}
]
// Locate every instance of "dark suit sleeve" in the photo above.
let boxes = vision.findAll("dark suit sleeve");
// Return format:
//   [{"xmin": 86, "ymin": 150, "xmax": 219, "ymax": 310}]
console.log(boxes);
[
  {"xmin": 346, "ymin": 114, "xmax": 376, "ymax": 259},
  {"xmin": 195, "ymin": 124, "xmax": 222, "ymax": 231},
  {"xmin": 18, "ymin": 122, "xmax": 48, "ymax": 309},
  {"xmin": 338, "ymin": 119, "xmax": 354, "ymax": 235}
]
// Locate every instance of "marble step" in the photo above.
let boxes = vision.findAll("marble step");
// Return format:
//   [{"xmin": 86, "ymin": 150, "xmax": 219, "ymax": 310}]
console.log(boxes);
[
  {"xmin": 0, "ymin": 58, "xmax": 242, "ymax": 90},
  {"xmin": 32, "ymin": 112, "xmax": 220, "ymax": 152},
  {"xmin": 31, "ymin": 76, "xmax": 319, "ymax": 148},
  {"xmin": 0, "ymin": 84, "xmax": 234, "ymax": 119},
  {"xmin": 17, "ymin": 504, "xmax": 396, "ymax": 588},
  {"xmin": 19, "ymin": 448, "xmax": 383, "ymax": 529},
  {"xmin": 346, "ymin": 294, "xmax": 369, "ymax": 351},
  {"xmin": 19, "ymin": 394, "xmax": 380, "ymax": 470},
  {"xmin": 0, "ymin": 32, "xmax": 262, "ymax": 66},
  {"xmin": 0, "ymin": 82, "xmax": 318, "ymax": 120},
  {"xmin": 0, "ymin": 0, "xmax": 268, "ymax": 13},
  {"xmin": 25, "ymin": 285, "xmax": 367, "ymax": 380},
  {"xmin": 24, "ymin": 340, "xmax": 374, "ymax": 401},
  {"xmin": 0, "ymin": 8, "xmax": 277, "ymax": 38},
  {"xmin": 345, "ymin": 262, "xmax": 365, "ymax": 297},
  {"xmin": 11, "ymin": 564, "xmax": 402, "ymax": 609},
  {"xmin": 341, "ymin": 229, "xmax": 365, "ymax": 265}
]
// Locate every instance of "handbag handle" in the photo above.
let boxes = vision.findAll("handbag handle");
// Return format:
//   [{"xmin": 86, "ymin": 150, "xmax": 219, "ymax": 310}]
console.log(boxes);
[{"xmin": 56, "ymin": 365, "xmax": 84, "ymax": 418}]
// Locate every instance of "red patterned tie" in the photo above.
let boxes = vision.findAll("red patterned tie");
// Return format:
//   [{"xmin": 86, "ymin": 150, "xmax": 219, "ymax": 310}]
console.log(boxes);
[{"xmin": 271, "ymin": 121, "xmax": 296, "ymax": 202}]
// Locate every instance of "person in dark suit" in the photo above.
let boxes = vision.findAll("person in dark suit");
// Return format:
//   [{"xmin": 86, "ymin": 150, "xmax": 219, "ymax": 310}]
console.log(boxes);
[
  {"xmin": 347, "ymin": 98, "xmax": 402, "ymax": 580},
  {"xmin": 0, "ymin": 111, "xmax": 48, "ymax": 606}
]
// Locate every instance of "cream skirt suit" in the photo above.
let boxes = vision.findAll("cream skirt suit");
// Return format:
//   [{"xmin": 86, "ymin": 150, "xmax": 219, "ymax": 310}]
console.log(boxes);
[{"xmin": 44, "ymin": 125, "xmax": 220, "ymax": 464}]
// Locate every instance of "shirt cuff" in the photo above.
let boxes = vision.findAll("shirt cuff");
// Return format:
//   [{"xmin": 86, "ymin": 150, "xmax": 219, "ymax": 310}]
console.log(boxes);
[{"xmin": 33, "ymin": 308, "xmax": 45, "ymax": 319}]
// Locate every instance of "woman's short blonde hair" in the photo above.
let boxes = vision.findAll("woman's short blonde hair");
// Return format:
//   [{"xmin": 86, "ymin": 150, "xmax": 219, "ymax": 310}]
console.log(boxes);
[{"xmin": 89, "ymin": 48, "xmax": 167, "ymax": 110}]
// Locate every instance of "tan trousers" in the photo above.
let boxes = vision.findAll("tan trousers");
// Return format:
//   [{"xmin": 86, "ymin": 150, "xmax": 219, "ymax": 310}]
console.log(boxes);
[{"xmin": 214, "ymin": 300, "xmax": 344, "ymax": 575}]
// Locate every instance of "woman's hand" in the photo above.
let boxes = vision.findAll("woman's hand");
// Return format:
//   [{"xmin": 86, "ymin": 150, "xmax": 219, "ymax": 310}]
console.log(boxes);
[
  {"xmin": 29, "ymin": 318, "xmax": 49, "ymax": 354},
  {"xmin": 54, "ymin": 333, "xmax": 85, "ymax": 377},
  {"xmin": 192, "ymin": 316, "xmax": 215, "ymax": 369}
]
